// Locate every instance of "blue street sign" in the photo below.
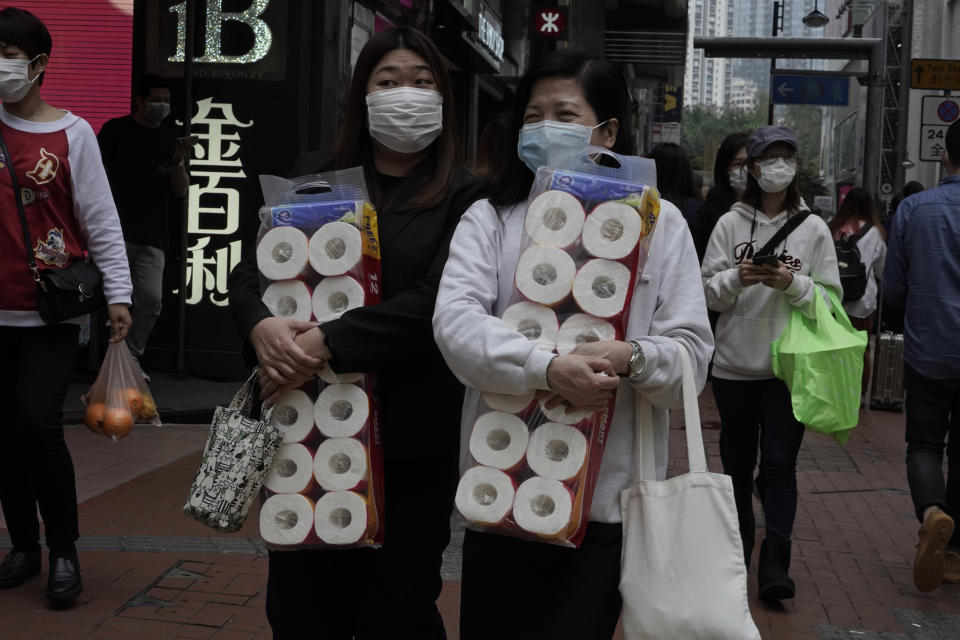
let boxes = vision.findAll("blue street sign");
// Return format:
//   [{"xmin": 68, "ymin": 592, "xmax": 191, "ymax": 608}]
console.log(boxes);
[{"xmin": 771, "ymin": 74, "xmax": 849, "ymax": 106}]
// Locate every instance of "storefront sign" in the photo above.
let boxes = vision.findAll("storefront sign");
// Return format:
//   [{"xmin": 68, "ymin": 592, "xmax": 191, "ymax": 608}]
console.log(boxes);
[
  {"xmin": 532, "ymin": 7, "xmax": 567, "ymax": 40},
  {"xmin": 477, "ymin": 6, "xmax": 504, "ymax": 62},
  {"xmin": 147, "ymin": 0, "xmax": 287, "ymax": 81}
]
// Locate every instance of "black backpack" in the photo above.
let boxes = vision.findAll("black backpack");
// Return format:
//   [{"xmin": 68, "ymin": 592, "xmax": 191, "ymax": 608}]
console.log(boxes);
[{"xmin": 835, "ymin": 223, "xmax": 872, "ymax": 302}]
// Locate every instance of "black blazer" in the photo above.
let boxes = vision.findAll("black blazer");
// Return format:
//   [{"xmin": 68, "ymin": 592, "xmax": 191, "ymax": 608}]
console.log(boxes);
[{"xmin": 229, "ymin": 160, "xmax": 487, "ymax": 461}]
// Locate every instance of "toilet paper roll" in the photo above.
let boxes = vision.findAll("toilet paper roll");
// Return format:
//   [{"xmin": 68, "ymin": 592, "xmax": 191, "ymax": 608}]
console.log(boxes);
[
  {"xmin": 257, "ymin": 226, "xmax": 310, "ymax": 280},
  {"xmin": 313, "ymin": 437, "xmax": 368, "ymax": 491},
  {"xmin": 512, "ymin": 476, "xmax": 574, "ymax": 537},
  {"xmin": 469, "ymin": 411, "xmax": 529, "ymax": 471},
  {"xmin": 526, "ymin": 422, "xmax": 588, "ymax": 482},
  {"xmin": 501, "ymin": 302, "xmax": 559, "ymax": 352},
  {"xmin": 582, "ymin": 201, "xmax": 643, "ymax": 259},
  {"xmin": 538, "ymin": 397, "xmax": 596, "ymax": 426},
  {"xmin": 308, "ymin": 221, "xmax": 363, "ymax": 276},
  {"xmin": 455, "ymin": 466, "xmax": 516, "ymax": 526},
  {"xmin": 318, "ymin": 367, "xmax": 364, "ymax": 385},
  {"xmin": 270, "ymin": 389, "xmax": 315, "ymax": 443},
  {"xmin": 260, "ymin": 493, "xmax": 315, "ymax": 546},
  {"xmin": 515, "ymin": 245, "xmax": 576, "ymax": 307},
  {"xmin": 315, "ymin": 384, "xmax": 369, "ymax": 438},
  {"xmin": 572, "ymin": 259, "xmax": 632, "ymax": 318},
  {"xmin": 312, "ymin": 275, "xmax": 365, "ymax": 323},
  {"xmin": 556, "ymin": 314, "xmax": 617, "ymax": 356},
  {"xmin": 524, "ymin": 190, "xmax": 585, "ymax": 248},
  {"xmin": 314, "ymin": 491, "xmax": 369, "ymax": 545},
  {"xmin": 264, "ymin": 443, "xmax": 315, "ymax": 494},
  {"xmin": 483, "ymin": 390, "xmax": 536, "ymax": 414},
  {"xmin": 262, "ymin": 280, "xmax": 313, "ymax": 322}
]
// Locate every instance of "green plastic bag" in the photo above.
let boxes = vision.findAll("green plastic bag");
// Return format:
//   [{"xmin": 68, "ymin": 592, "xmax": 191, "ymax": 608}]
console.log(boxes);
[{"xmin": 771, "ymin": 288, "xmax": 867, "ymax": 445}]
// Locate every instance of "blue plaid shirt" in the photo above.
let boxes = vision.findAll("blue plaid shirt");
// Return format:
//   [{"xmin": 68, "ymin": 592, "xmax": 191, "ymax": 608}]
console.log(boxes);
[{"xmin": 884, "ymin": 173, "xmax": 960, "ymax": 380}]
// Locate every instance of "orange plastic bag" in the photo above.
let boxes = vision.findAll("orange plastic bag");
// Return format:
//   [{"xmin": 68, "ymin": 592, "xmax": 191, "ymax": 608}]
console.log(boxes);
[{"xmin": 83, "ymin": 340, "xmax": 160, "ymax": 440}]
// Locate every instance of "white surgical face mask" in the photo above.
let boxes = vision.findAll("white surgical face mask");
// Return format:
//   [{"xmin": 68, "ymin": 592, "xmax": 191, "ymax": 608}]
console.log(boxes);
[
  {"xmin": 0, "ymin": 55, "xmax": 40, "ymax": 103},
  {"xmin": 728, "ymin": 167, "xmax": 748, "ymax": 195},
  {"xmin": 366, "ymin": 87, "xmax": 443, "ymax": 153},
  {"xmin": 145, "ymin": 101, "xmax": 171, "ymax": 125},
  {"xmin": 517, "ymin": 120, "xmax": 606, "ymax": 173},
  {"xmin": 755, "ymin": 158, "xmax": 797, "ymax": 193}
]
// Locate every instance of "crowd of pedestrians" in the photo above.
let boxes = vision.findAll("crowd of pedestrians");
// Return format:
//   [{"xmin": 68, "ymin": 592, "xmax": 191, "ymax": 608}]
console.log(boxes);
[{"xmin": 0, "ymin": 7, "xmax": 956, "ymax": 639}]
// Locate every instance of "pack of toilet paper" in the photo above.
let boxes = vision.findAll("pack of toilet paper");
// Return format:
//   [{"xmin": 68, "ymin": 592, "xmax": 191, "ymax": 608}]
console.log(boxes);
[
  {"xmin": 255, "ymin": 169, "xmax": 385, "ymax": 549},
  {"xmin": 456, "ymin": 148, "xmax": 661, "ymax": 547}
]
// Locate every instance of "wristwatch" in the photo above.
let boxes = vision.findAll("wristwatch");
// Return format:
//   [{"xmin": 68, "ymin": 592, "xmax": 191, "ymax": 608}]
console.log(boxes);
[{"xmin": 624, "ymin": 340, "xmax": 646, "ymax": 379}]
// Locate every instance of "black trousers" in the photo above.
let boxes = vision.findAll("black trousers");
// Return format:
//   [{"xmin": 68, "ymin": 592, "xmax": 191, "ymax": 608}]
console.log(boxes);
[
  {"xmin": 266, "ymin": 456, "xmax": 458, "ymax": 640},
  {"xmin": 712, "ymin": 377, "xmax": 805, "ymax": 551},
  {"xmin": 904, "ymin": 364, "xmax": 960, "ymax": 547},
  {"xmin": 459, "ymin": 522, "xmax": 623, "ymax": 640},
  {"xmin": 0, "ymin": 324, "xmax": 80, "ymax": 556}
]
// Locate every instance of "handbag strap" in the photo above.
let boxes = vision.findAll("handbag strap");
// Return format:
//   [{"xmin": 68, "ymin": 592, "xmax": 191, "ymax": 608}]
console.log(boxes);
[
  {"xmin": 633, "ymin": 345, "xmax": 706, "ymax": 483},
  {"xmin": 756, "ymin": 211, "xmax": 810, "ymax": 257},
  {"xmin": 0, "ymin": 126, "xmax": 44, "ymax": 290},
  {"xmin": 229, "ymin": 368, "xmax": 262, "ymax": 415}
]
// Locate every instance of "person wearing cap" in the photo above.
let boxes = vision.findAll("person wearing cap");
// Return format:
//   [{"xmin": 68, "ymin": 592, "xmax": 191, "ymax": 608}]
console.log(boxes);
[{"xmin": 701, "ymin": 126, "xmax": 842, "ymax": 602}]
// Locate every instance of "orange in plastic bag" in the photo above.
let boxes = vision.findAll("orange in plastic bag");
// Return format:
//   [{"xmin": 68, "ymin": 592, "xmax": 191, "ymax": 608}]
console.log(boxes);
[{"xmin": 83, "ymin": 340, "xmax": 161, "ymax": 441}]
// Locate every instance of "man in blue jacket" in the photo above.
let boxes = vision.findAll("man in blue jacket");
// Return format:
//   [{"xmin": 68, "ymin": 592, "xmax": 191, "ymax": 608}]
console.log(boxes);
[{"xmin": 884, "ymin": 119, "xmax": 960, "ymax": 592}]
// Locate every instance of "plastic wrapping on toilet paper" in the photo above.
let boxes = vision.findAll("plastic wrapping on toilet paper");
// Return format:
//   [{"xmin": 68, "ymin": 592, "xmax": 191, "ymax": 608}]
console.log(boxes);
[
  {"xmin": 269, "ymin": 389, "xmax": 316, "ymax": 444},
  {"xmin": 256, "ymin": 168, "xmax": 384, "ymax": 549},
  {"xmin": 261, "ymin": 280, "xmax": 313, "ymax": 322},
  {"xmin": 455, "ymin": 147, "xmax": 661, "ymax": 548}
]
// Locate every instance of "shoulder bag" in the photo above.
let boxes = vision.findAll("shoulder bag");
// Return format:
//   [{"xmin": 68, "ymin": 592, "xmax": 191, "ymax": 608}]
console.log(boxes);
[{"xmin": 619, "ymin": 347, "xmax": 761, "ymax": 639}]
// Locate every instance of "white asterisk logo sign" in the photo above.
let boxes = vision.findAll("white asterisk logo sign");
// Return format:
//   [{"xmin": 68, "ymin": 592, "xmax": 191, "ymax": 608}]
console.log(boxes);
[{"xmin": 540, "ymin": 11, "xmax": 560, "ymax": 33}]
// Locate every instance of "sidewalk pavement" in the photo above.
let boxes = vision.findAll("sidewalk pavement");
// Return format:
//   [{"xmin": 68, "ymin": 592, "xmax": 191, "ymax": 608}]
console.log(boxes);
[{"xmin": 2, "ymin": 379, "xmax": 959, "ymax": 640}]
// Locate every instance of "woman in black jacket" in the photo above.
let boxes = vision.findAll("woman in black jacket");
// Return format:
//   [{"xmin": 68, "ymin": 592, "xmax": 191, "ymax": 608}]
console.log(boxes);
[
  {"xmin": 688, "ymin": 132, "xmax": 749, "ymax": 263},
  {"xmin": 228, "ymin": 27, "xmax": 485, "ymax": 640}
]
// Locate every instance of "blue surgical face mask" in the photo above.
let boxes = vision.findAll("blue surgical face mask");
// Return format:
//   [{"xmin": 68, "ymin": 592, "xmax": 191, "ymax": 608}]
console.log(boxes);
[{"xmin": 517, "ymin": 119, "xmax": 607, "ymax": 173}]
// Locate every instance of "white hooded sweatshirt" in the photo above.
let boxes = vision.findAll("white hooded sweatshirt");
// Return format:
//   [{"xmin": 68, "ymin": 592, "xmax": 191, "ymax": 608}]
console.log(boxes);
[{"xmin": 701, "ymin": 201, "xmax": 842, "ymax": 381}]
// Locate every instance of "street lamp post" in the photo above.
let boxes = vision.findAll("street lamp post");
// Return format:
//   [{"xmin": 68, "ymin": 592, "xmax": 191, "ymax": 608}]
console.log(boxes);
[{"xmin": 768, "ymin": 1, "xmax": 783, "ymax": 125}]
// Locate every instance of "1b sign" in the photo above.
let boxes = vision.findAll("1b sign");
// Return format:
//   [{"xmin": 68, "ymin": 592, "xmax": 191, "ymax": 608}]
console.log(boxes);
[{"xmin": 920, "ymin": 95, "xmax": 959, "ymax": 162}]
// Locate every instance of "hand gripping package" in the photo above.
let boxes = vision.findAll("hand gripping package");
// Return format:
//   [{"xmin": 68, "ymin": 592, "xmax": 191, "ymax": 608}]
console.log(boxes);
[
  {"xmin": 255, "ymin": 168, "xmax": 385, "ymax": 549},
  {"xmin": 456, "ymin": 147, "xmax": 660, "ymax": 547}
]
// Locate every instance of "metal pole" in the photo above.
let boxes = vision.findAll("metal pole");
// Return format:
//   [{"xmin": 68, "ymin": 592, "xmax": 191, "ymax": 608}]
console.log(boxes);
[
  {"xmin": 768, "ymin": 1, "xmax": 780, "ymax": 126},
  {"xmin": 862, "ymin": 40, "xmax": 884, "ymax": 197},
  {"xmin": 177, "ymin": 0, "xmax": 195, "ymax": 372},
  {"xmin": 894, "ymin": 0, "xmax": 912, "ymax": 193}
]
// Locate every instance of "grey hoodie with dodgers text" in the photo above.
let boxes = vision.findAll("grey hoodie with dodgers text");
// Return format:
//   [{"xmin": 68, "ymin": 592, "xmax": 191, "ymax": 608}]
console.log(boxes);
[{"xmin": 701, "ymin": 201, "xmax": 842, "ymax": 381}]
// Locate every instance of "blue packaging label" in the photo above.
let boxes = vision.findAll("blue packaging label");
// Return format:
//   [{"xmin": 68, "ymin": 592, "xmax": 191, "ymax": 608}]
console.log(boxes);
[
  {"xmin": 548, "ymin": 171, "xmax": 646, "ymax": 208},
  {"xmin": 272, "ymin": 200, "xmax": 358, "ymax": 229}
]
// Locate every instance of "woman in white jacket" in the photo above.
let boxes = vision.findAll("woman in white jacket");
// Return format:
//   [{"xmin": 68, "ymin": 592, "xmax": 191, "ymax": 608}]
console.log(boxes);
[
  {"xmin": 702, "ymin": 126, "xmax": 842, "ymax": 602},
  {"xmin": 433, "ymin": 50, "xmax": 713, "ymax": 640},
  {"xmin": 828, "ymin": 186, "xmax": 887, "ymax": 386}
]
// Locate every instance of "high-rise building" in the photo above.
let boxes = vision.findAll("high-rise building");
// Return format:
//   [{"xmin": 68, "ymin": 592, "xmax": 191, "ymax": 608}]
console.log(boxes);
[{"xmin": 685, "ymin": 0, "xmax": 733, "ymax": 107}]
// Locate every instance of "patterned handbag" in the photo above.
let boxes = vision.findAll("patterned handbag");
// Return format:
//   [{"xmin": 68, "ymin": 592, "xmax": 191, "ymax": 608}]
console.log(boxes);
[{"xmin": 183, "ymin": 369, "xmax": 284, "ymax": 532}]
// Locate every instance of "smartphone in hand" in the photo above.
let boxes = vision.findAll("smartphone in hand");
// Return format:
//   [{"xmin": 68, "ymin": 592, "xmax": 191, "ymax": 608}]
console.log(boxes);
[{"xmin": 751, "ymin": 253, "xmax": 780, "ymax": 267}]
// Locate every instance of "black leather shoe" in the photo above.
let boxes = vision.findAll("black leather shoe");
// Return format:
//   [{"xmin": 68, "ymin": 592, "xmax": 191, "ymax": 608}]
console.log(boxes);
[
  {"xmin": 46, "ymin": 555, "xmax": 82, "ymax": 604},
  {"xmin": 0, "ymin": 549, "xmax": 41, "ymax": 589}
]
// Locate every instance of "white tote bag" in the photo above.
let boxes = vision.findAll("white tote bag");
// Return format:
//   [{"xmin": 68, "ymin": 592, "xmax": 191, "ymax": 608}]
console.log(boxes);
[{"xmin": 619, "ymin": 348, "xmax": 761, "ymax": 640}]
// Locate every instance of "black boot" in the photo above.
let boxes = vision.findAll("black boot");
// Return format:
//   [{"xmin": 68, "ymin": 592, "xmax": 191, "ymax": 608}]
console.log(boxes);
[
  {"xmin": 0, "ymin": 549, "xmax": 41, "ymax": 588},
  {"xmin": 758, "ymin": 537, "xmax": 796, "ymax": 601},
  {"xmin": 46, "ymin": 554, "xmax": 83, "ymax": 604}
]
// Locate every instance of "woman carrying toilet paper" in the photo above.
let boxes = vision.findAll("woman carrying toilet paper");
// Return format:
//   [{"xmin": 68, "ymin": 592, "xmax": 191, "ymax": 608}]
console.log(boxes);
[
  {"xmin": 433, "ymin": 50, "xmax": 713, "ymax": 640},
  {"xmin": 701, "ymin": 126, "xmax": 841, "ymax": 602},
  {"xmin": 228, "ymin": 28, "xmax": 487, "ymax": 640}
]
